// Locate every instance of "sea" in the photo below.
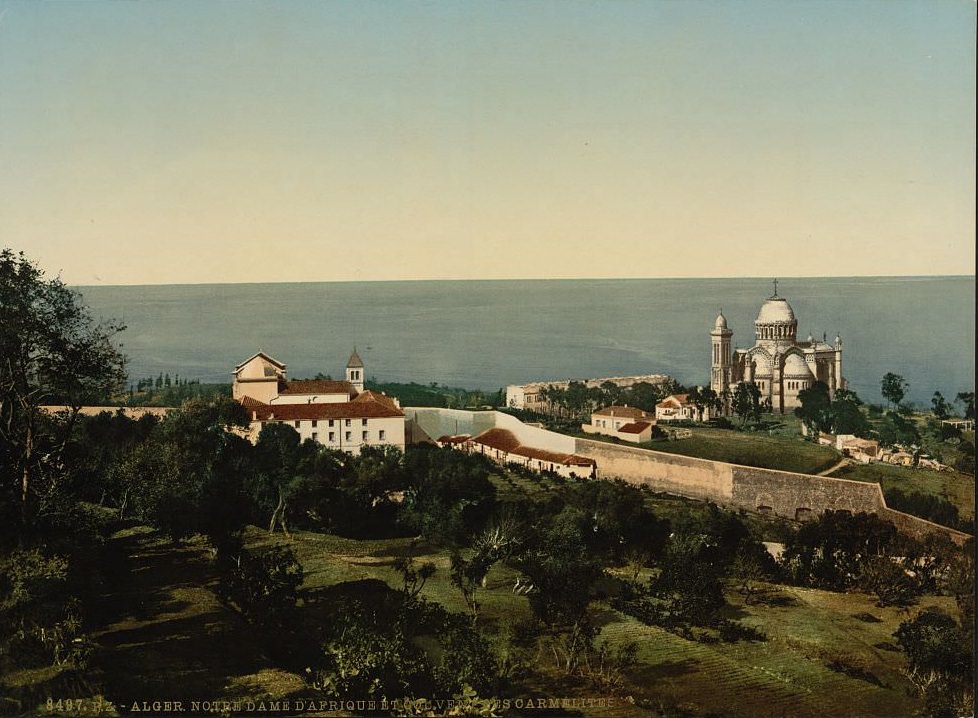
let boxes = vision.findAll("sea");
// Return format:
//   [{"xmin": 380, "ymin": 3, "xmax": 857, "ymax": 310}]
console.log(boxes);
[{"xmin": 75, "ymin": 276, "xmax": 975, "ymax": 408}]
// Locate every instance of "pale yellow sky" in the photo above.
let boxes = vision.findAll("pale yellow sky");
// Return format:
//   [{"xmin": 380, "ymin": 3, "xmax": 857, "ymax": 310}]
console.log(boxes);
[{"xmin": 1, "ymin": 1, "xmax": 974, "ymax": 285}]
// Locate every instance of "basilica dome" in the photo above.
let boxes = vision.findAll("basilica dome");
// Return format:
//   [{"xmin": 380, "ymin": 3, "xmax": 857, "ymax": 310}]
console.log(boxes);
[
  {"xmin": 783, "ymin": 353, "xmax": 814, "ymax": 378},
  {"xmin": 756, "ymin": 297, "xmax": 796, "ymax": 324}
]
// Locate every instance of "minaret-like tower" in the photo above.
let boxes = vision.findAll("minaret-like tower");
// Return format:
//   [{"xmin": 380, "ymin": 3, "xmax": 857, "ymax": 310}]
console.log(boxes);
[
  {"xmin": 833, "ymin": 334, "xmax": 844, "ymax": 395},
  {"xmin": 346, "ymin": 348, "xmax": 364, "ymax": 394},
  {"xmin": 710, "ymin": 310, "xmax": 733, "ymax": 394}
]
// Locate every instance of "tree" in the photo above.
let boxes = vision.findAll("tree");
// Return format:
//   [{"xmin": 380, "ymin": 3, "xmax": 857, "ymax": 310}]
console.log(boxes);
[
  {"xmin": 881, "ymin": 372, "xmax": 908, "ymax": 409},
  {"xmin": 732, "ymin": 382, "xmax": 762, "ymax": 427},
  {"xmin": 955, "ymin": 392, "xmax": 975, "ymax": 420},
  {"xmin": 0, "ymin": 249, "xmax": 126, "ymax": 542},
  {"xmin": 931, "ymin": 392, "xmax": 952, "ymax": 420},
  {"xmin": 795, "ymin": 381, "xmax": 833, "ymax": 436},
  {"xmin": 895, "ymin": 610, "xmax": 974, "ymax": 717},
  {"xmin": 831, "ymin": 388, "xmax": 869, "ymax": 436}
]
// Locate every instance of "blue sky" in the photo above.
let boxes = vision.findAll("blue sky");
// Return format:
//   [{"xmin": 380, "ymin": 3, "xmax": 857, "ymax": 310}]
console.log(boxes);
[{"xmin": 0, "ymin": 0, "xmax": 974, "ymax": 284}]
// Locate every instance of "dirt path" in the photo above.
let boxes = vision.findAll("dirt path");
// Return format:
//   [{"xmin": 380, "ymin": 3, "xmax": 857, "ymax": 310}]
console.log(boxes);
[
  {"xmin": 817, "ymin": 457, "xmax": 850, "ymax": 476},
  {"xmin": 88, "ymin": 526, "xmax": 307, "ymax": 712}
]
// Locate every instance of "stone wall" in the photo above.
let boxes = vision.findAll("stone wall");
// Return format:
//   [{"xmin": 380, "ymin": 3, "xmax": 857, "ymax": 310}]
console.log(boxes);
[
  {"xmin": 574, "ymin": 439, "xmax": 734, "ymax": 503},
  {"xmin": 406, "ymin": 409, "xmax": 970, "ymax": 544}
]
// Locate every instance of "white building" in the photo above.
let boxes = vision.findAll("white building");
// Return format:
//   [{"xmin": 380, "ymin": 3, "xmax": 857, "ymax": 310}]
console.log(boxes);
[
  {"xmin": 232, "ymin": 350, "xmax": 405, "ymax": 453},
  {"xmin": 582, "ymin": 405, "xmax": 655, "ymax": 443},
  {"xmin": 655, "ymin": 394, "xmax": 711, "ymax": 422},
  {"xmin": 711, "ymin": 283, "xmax": 845, "ymax": 414}
]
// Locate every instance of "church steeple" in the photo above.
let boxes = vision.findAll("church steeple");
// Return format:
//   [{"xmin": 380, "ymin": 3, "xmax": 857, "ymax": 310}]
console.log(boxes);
[{"xmin": 346, "ymin": 348, "xmax": 364, "ymax": 393}]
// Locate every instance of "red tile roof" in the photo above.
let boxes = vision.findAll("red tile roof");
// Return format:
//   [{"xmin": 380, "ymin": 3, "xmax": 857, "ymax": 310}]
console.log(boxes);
[
  {"xmin": 656, "ymin": 394, "xmax": 690, "ymax": 408},
  {"xmin": 248, "ymin": 395, "xmax": 403, "ymax": 421},
  {"xmin": 593, "ymin": 405, "xmax": 651, "ymax": 419},
  {"xmin": 470, "ymin": 428, "xmax": 523, "ymax": 453},
  {"xmin": 468, "ymin": 429, "xmax": 595, "ymax": 468},
  {"xmin": 279, "ymin": 379, "xmax": 355, "ymax": 397},
  {"xmin": 353, "ymin": 390, "xmax": 398, "ymax": 410},
  {"xmin": 437, "ymin": 434, "xmax": 472, "ymax": 444},
  {"xmin": 618, "ymin": 421, "xmax": 652, "ymax": 434}
]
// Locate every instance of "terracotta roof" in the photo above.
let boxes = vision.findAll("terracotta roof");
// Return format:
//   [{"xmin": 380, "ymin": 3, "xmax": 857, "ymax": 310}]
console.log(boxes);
[
  {"xmin": 593, "ymin": 405, "xmax": 651, "ymax": 419},
  {"xmin": 240, "ymin": 396, "xmax": 270, "ymax": 410},
  {"xmin": 353, "ymin": 390, "xmax": 398, "ymax": 410},
  {"xmin": 468, "ymin": 428, "xmax": 595, "ymax": 468},
  {"xmin": 233, "ymin": 351, "xmax": 286, "ymax": 373},
  {"xmin": 470, "ymin": 428, "xmax": 522, "ymax": 453},
  {"xmin": 347, "ymin": 349, "xmax": 364, "ymax": 368},
  {"xmin": 249, "ymin": 396, "xmax": 403, "ymax": 421},
  {"xmin": 618, "ymin": 421, "xmax": 652, "ymax": 434},
  {"xmin": 656, "ymin": 394, "xmax": 690, "ymax": 408},
  {"xmin": 514, "ymin": 445, "xmax": 596, "ymax": 467},
  {"xmin": 279, "ymin": 379, "xmax": 355, "ymax": 396}
]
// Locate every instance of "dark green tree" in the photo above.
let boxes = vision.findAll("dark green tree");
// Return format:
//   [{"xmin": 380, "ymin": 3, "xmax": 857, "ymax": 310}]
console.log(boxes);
[
  {"xmin": 954, "ymin": 391, "xmax": 975, "ymax": 420},
  {"xmin": 931, "ymin": 391, "xmax": 952, "ymax": 420},
  {"xmin": 732, "ymin": 382, "xmax": 762, "ymax": 427},
  {"xmin": 795, "ymin": 381, "xmax": 833, "ymax": 436},
  {"xmin": 881, "ymin": 372, "xmax": 909, "ymax": 409},
  {"xmin": 0, "ymin": 249, "xmax": 126, "ymax": 543}
]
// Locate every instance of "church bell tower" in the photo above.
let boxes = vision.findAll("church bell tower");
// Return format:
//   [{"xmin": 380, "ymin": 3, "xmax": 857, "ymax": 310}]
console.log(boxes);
[
  {"xmin": 710, "ymin": 311, "xmax": 733, "ymax": 394},
  {"xmin": 346, "ymin": 348, "xmax": 364, "ymax": 394}
]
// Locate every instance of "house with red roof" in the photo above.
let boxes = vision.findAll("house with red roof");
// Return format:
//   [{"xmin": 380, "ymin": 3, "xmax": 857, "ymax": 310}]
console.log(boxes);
[
  {"xmin": 461, "ymin": 427, "xmax": 596, "ymax": 478},
  {"xmin": 232, "ymin": 350, "xmax": 404, "ymax": 453},
  {"xmin": 655, "ymin": 394, "xmax": 711, "ymax": 422},
  {"xmin": 582, "ymin": 405, "xmax": 655, "ymax": 443}
]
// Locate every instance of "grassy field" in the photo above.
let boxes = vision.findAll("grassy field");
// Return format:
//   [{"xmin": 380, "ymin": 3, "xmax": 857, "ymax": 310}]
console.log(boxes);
[
  {"xmin": 640, "ymin": 427, "xmax": 842, "ymax": 475},
  {"xmin": 831, "ymin": 462, "xmax": 976, "ymax": 523},
  {"xmin": 241, "ymin": 525, "xmax": 932, "ymax": 718}
]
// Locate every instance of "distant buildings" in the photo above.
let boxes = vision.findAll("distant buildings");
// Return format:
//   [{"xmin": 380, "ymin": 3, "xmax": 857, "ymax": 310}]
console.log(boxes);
[
  {"xmin": 506, "ymin": 374, "xmax": 671, "ymax": 412},
  {"xmin": 655, "ymin": 394, "xmax": 712, "ymax": 423},
  {"xmin": 581, "ymin": 405, "xmax": 654, "ymax": 443},
  {"xmin": 711, "ymin": 284, "xmax": 845, "ymax": 413},
  {"xmin": 232, "ymin": 350, "xmax": 405, "ymax": 453},
  {"xmin": 436, "ymin": 427, "xmax": 597, "ymax": 478}
]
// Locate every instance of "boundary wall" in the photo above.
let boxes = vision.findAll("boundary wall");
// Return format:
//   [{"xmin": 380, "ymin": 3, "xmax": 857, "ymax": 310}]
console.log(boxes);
[{"xmin": 405, "ymin": 408, "xmax": 970, "ymax": 545}]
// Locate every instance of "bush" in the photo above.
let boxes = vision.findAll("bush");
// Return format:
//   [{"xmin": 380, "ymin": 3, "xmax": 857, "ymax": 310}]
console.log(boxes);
[{"xmin": 216, "ymin": 546, "xmax": 303, "ymax": 629}]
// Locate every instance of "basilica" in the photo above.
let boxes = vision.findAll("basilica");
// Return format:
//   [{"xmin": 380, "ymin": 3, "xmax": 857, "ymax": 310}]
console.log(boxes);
[{"xmin": 710, "ymin": 284, "xmax": 845, "ymax": 413}]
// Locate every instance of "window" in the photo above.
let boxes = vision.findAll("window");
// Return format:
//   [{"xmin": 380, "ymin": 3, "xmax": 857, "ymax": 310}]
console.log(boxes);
[
  {"xmin": 329, "ymin": 419, "xmax": 335, "ymax": 427},
  {"xmin": 345, "ymin": 431, "xmax": 352, "ymax": 442},
  {"xmin": 379, "ymin": 430, "xmax": 386, "ymax": 441},
  {"xmin": 329, "ymin": 432, "xmax": 335, "ymax": 442},
  {"xmin": 362, "ymin": 418, "xmax": 368, "ymax": 426},
  {"xmin": 362, "ymin": 431, "xmax": 368, "ymax": 441},
  {"xmin": 345, "ymin": 419, "xmax": 351, "ymax": 427},
  {"xmin": 311, "ymin": 420, "xmax": 318, "ymax": 428},
  {"xmin": 294, "ymin": 420, "xmax": 301, "ymax": 428},
  {"xmin": 312, "ymin": 432, "xmax": 318, "ymax": 441}
]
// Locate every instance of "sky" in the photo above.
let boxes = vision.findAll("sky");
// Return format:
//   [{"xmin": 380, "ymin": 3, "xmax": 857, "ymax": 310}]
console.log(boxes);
[{"xmin": 0, "ymin": 0, "xmax": 974, "ymax": 285}]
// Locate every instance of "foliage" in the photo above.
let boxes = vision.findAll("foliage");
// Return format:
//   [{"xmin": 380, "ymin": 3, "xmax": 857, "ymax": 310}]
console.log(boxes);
[
  {"xmin": 795, "ymin": 382, "xmax": 833, "ymax": 435},
  {"xmin": 400, "ymin": 447, "xmax": 497, "ymax": 545},
  {"xmin": 880, "ymin": 373, "xmax": 909, "ymax": 409},
  {"xmin": 216, "ymin": 545, "xmax": 303, "ymax": 629},
  {"xmin": 0, "ymin": 550, "xmax": 89, "ymax": 671},
  {"xmin": 732, "ymin": 382, "xmax": 762, "ymax": 427},
  {"xmin": 780, "ymin": 511, "xmax": 912, "ymax": 592},
  {"xmin": 884, "ymin": 488, "xmax": 967, "ymax": 533},
  {"xmin": 0, "ymin": 249, "xmax": 126, "ymax": 544},
  {"xmin": 895, "ymin": 609, "xmax": 974, "ymax": 718}
]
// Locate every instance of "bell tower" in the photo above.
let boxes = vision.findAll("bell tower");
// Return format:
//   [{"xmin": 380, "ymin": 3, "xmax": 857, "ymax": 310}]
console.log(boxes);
[
  {"xmin": 346, "ymin": 348, "xmax": 364, "ymax": 394},
  {"xmin": 710, "ymin": 310, "xmax": 733, "ymax": 394}
]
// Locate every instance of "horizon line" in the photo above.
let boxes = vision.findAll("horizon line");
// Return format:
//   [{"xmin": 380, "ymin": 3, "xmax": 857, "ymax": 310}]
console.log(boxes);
[{"xmin": 70, "ymin": 272, "xmax": 977, "ymax": 290}]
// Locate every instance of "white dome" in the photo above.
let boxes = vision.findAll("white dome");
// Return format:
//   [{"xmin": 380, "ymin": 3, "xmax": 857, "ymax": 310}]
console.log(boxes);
[
  {"xmin": 756, "ymin": 297, "xmax": 796, "ymax": 324},
  {"xmin": 714, "ymin": 312, "xmax": 728, "ymax": 329},
  {"xmin": 783, "ymin": 353, "xmax": 814, "ymax": 377}
]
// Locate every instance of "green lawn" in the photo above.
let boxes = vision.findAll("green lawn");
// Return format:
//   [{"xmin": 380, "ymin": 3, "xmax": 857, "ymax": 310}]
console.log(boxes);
[
  {"xmin": 641, "ymin": 427, "xmax": 842, "ymax": 475},
  {"xmin": 831, "ymin": 462, "xmax": 975, "ymax": 523}
]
